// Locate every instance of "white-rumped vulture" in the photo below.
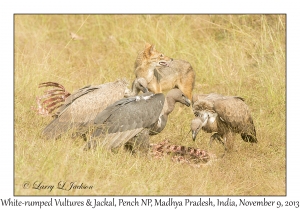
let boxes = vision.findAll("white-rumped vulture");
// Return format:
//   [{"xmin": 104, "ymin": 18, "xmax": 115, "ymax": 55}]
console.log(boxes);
[
  {"xmin": 85, "ymin": 89, "xmax": 191, "ymax": 150},
  {"xmin": 42, "ymin": 79, "xmax": 129, "ymax": 139},
  {"xmin": 190, "ymin": 93, "xmax": 257, "ymax": 149},
  {"xmin": 36, "ymin": 78, "xmax": 148, "ymax": 118}
]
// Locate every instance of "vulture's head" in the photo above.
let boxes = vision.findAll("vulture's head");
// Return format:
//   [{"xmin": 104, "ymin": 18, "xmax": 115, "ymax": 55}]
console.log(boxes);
[
  {"xmin": 135, "ymin": 77, "xmax": 148, "ymax": 93},
  {"xmin": 191, "ymin": 113, "xmax": 209, "ymax": 141},
  {"xmin": 166, "ymin": 89, "xmax": 191, "ymax": 107},
  {"xmin": 125, "ymin": 78, "xmax": 149, "ymax": 97}
]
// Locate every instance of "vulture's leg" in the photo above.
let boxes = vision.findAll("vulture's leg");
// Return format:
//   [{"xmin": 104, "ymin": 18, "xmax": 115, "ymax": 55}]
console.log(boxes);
[
  {"xmin": 209, "ymin": 133, "xmax": 226, "ymax": 157},
  {"xmin": 223, "ymin": 132, "xmax": 235, "ymax": 151},
  {"xmin": 83, "ymin": 140, "xmax": 98, "ymax": 151},
  {"xmin": 125, "ymin": 129, "xmax": 150, "ymax": 153},
  {"xmin": 71, "ymin": 132, "xmax": 87, "ymax": 141},
  {"xmin": 209, "ymin": 133, "xmax": 225, "ymax": 147}
]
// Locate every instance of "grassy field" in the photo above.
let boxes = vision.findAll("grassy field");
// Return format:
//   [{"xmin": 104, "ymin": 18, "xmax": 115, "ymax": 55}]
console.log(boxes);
[{"xmin": 14, "ymin": 14, "xmax": 286, "ymax": 196}]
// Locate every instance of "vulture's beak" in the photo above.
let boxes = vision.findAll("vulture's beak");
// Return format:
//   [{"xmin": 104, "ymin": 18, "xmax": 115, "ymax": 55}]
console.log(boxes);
[
  {"xmin": 141, "ymin": 86, "xmax": 149, "ymax": 93},
  {"xmin": 192, "ymin": 130, "xmax": 198, "ymax": 141},
  {"xmin": 184, "ymin": 98, "xmax": 191, "ymax": 107},
  {"xmin": 191, "ymin": 118, "xmax": 202, "ymax": 141}
]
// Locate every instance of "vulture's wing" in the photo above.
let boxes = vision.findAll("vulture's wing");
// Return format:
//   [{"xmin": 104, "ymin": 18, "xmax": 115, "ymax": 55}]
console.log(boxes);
[
  {"xmin": 192, "ymin": 98, "xmax": 215, "ymax": 115},
  {"xmin": 213, "ymin": 96, "xmax": 252, "ymax": 131},
  {"xmin": 149, "ymin": 114, "xmax": 167, "ymax": 135},
  {"xmin": 192, "ymin": 94, "xmax": 209, "ymax": 106},
  {"xmin": 213, "ymin": 96, "xmax": 257, "ymax": 142},
  {"xmin": 193, "ymin": 93, "xmax": 241, "ymax": 112},
  {"xmin": 53, "ymin": 84, "xmax": 94, "ymax": 117},
  {"xmin": 192, "ymin": 93, "xmax": 227, "ymax": 110},
  {"xmin": 92, "ymin": 92, "xmax": 165, "ymax": 149},
  {"xmin": 42, "ymin": 79, "xmax": 128, "ymax": 139}
]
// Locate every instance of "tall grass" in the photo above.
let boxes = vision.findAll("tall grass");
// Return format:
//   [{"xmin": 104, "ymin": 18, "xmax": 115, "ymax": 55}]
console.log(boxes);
[{"xmin": 14, "ymin": 14, "xmax": 285, "ymax": 195}]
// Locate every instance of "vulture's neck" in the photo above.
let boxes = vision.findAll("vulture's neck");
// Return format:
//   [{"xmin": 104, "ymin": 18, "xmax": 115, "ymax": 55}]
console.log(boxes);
[
  {"xmin": 130, "ymin": 81, "xmax": 139, "ymax": 96},
  {"xmin": 162, "ymin": 96, "xmax": 176, "ymax": 116}
]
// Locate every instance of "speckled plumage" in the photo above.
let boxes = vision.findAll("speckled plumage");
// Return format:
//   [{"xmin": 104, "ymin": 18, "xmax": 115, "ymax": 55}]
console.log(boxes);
[
  {"xmin": 42, "ymin": 79, "xmax": 128, "ymax": 139},
  {"xmin": 191, "ymin": 93, "xmax": 257, "ymax": 148}
]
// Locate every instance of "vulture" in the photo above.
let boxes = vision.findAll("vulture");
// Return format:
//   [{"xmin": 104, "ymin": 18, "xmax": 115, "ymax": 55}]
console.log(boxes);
[
  {"xmin": 190, "ymin": 93, "xmax": 257, "ymax": 149},
  {"xmin": 42, "ymin": 79, "xmax": 130, "ymax": 139},
  {"xmin": 124, "ymin": 77, "xmax": 148, "ymax": 97},
  {"xmin": 84, "ymin": 89, "xmax": 191, "ymax": 151}
]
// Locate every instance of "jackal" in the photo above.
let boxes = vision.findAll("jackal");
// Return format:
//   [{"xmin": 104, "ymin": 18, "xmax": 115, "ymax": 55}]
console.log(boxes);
[{"xmin": 132, "ymin": 43, "xmax": 195, "ymax": 100}]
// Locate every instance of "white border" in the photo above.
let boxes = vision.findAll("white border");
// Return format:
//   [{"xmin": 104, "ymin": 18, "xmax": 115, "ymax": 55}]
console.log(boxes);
[{"xmin": 2, "ymin": 0, "xmax": 298, "ymax": 208}]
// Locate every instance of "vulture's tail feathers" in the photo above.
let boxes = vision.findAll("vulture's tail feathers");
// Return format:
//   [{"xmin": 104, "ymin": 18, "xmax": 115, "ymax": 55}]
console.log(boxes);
[
  {"xmin": 42, "ymin": 118, "xmax": 76, "ymax": 139},
  {"xmin": 241, "ymin": 133, "xmax": 257, "ymax": 143}
]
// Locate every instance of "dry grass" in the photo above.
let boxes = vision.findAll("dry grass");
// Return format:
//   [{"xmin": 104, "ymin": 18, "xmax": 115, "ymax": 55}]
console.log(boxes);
[{"xmin": 14, "ymin": 14, "xmax": 286, "ymax": 195}]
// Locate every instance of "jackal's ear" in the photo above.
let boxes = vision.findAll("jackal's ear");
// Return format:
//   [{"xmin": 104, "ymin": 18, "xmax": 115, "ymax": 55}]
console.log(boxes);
[
  {"xmin": 144, "ymin": 42, "xmax": 152, "ymax": 49},
  {"xmin": 144, "ymin": 43, "xmax": 156, "ymax": 53},
  {"xmin": 150, "ymin": 45, "xmax": 156, "ymax": 53},
  {"xmin": 144, "ymin": 43, "xmax": 154, "ymax": 58}
]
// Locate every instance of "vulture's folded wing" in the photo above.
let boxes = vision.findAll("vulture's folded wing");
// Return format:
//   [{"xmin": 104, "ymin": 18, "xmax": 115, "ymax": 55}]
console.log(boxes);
[
  {"xmin": 92, "ymin": 93, "xmax": 165, "ymax": 149},
  {"xmin": 42, "ymin": 79, "xmax": 128, "ymax": 139}
]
